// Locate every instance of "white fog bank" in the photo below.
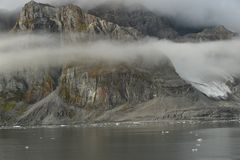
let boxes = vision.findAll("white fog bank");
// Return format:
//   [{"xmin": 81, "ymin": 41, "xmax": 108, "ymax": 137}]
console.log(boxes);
[{"xmin": 0, "ymin": 34, "xmax": 240, "ymax": 98}]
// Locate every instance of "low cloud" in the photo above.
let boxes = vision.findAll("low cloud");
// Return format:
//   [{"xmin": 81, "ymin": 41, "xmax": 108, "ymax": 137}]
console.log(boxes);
[
  {"xmin": 1, "ymin": 34, "xmax": 240, "ymax": 86},
  {"xmin": 1, "ymin": 33, "xmax": 240, "ymax": 98}
]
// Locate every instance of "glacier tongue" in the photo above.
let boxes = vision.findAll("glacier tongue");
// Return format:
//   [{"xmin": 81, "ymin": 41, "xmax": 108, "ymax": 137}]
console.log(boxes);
[{"xmin": 191, "ymin": 81, "xmax": 232, "ymax": 99}]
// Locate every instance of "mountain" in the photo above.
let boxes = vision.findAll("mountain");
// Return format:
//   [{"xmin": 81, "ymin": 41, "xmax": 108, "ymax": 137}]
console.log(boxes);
[
  {"xmin": 12, "ymin": 1, "xmax": 142, "ymax": 40},
  {"xmin": 89, "ymin": 2, "xmax": 237, "ymax": 41},
  {"xmin": 176, "ymin": 25, "xmax": 237, "ymax": 42},
  {"xmin": 89, "ymin": 2, "xmax": 179, "ymax": 39},
  {"xmin": 0, "ymin": 1, "xmax": 240, "ymax": 126}
]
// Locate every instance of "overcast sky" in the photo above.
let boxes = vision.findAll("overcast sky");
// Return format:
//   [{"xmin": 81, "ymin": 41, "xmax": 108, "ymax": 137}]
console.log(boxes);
[{"xmin": 1, "ymin": 0, "xmax": 240, "ymax": 32}]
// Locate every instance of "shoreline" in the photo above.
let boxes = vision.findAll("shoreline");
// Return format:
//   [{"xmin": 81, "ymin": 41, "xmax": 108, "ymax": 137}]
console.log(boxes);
[{"xmin": 1, "ymin": 119, "xmax": 240, "ymax": 130}]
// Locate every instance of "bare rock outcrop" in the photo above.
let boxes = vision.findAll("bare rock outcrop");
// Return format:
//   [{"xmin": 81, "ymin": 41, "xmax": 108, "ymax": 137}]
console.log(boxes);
[{"xmin": 12, "ymin": 1, "xmax": 142, "ymax": 40}]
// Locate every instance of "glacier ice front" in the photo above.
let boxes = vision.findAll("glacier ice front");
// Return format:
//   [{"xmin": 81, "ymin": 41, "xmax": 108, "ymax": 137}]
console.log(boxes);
[{"xmin": 191, "ymin": 81, "xmax": 232, "ymax": 99}]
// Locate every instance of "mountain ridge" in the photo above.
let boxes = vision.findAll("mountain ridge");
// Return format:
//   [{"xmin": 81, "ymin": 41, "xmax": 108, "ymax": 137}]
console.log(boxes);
[
  {"xmin": 12, "ymin": 1, "xmax": 142, "ymax": 41},
  {"xmin": 89, "ymin": 2, "xmax": 237, "ymax": 41}
]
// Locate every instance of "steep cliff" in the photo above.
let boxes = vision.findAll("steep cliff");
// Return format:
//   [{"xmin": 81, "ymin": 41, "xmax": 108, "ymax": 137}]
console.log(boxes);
[
  {"xmin": 12, "ymin": 1, "xmax": 142, "ymax": 40},
  {"xmin": 90, "ymin": 3, "xmax": 237, "ymax": 41},
  {"xmin": 176, "ymin": 26, "xmax": 237, "ymax": 42},
  {"xmin": 0, "ymin": 67, "xmax": 61, "ymax": 125},
  {"xmin": 17, "ymin": 57, "xmax": 203, "ymax": 125},
  {"xmin": 58, "ymin": 58, "xmax": 191, "ymax": 109},
  {"xmin": 89, "ymin": 2, "xmax": 179, "ymax": 39}
]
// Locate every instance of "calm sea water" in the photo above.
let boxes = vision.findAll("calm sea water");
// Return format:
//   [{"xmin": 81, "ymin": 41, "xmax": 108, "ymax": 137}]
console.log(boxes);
[{"xmin": 0, "ymin": 121, "xmax": 240, "ymax": 160}]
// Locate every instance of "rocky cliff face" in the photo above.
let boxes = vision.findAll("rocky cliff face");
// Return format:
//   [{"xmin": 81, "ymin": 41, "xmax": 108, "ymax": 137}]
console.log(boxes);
[
  {"xmin": 0, "ymin": 67, "xmax": 61, "ymax": 125},
  {"xmin": 0, "ymin": 1, "xmax": 240, "ymax": 126},
  {"xmin": 0, "ymin": 68, "xmax": 60, "ymax": 103},
  {"xmin": 89, "ymin": 3, "xmax": 179, "ymax": 39},
  {"xmin": 176, "ymin": 26, "xmax": 237, "ymax": 42},
  {"xmin": 58, "ymin": 58, "xmax": 192, "ymax": 109},
  {"xmin": 12, "ymin": 1, "xmax": 141, "ymax": 40},
  {"xmin": 90, "ymin": 3, "xmax": 237, "ymax": 41},
  {"xmin": 17, "ymin": 57, "xmax": 200, "ymax": 126}
]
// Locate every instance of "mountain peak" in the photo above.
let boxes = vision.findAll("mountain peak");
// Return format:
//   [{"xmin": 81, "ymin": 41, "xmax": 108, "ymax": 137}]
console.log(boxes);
[
  {"xmin": 89, "ymin": 3, "xmax": 179, "ymax": 39},
  {"xmin": 177, "ymin": 25, "xmax": 238, "ymax": 42},
  {"xmin": 25, "ymin": 0, "xmax": 54, "ymax": 8},
  {"xmin": 27, "ymin": 0, "xmax": 37, "ymax": 5},
  {"xmin": 90, "ymin": 3, "xmax": 237, "ymax": 41},
  {"xmin": 202, "ymin": 25, "xmax": 235, "ymax": 35},
  {"xmin": 12, "ymin": 1, "xmax": 141, "ymax": 40}
]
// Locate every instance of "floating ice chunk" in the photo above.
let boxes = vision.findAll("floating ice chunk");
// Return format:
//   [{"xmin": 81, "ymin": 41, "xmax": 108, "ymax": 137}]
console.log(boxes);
[
  {"xmin": 197, "ymin": 138, "xmax": 203, "ymax": 142},
  {"xmin": 13, "ymin": 126, "xmax": 21, "ymax": 128},
  {"xmin": 25, "ymin": 146, "xmax": 29, "ymax": 149},
  {"xmin": 115, "ymin": 123, "xmax": 120, "ymax": 126},
  {"xmin": 196, "ymin": 144, "xmax": 201, "ymax": 147},
  {"xmin": 50, "ymin": 138, "xmax": 55, "ymax": 140},
  {"xmin": 60, "ymin": 125, "xmax": 67, "ymax": 127},
  {"xmin": 39, "ymin": 137, "xmax": 43, "ymax": 140},
  {"xmin": 162, "ymin": 131, "xmax": 169, "ymax": 134},
  {"xmin": 133, "ymin": 122, "xmax": 141, "ymax": 125},
  {"xmin": 192, "ymin": 148, "xmax": 198, "ymax": 152}
]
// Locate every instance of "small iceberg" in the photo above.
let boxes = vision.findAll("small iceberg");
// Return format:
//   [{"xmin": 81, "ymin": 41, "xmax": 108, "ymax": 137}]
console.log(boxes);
[
  {"xmin": 132, "ymin": 122, "xmax": 141, "ymax": 125},
  {"xmin": 197, "ymin": 138, "xmax": 203, "ymax": 142},
  {"xmin": 196, "ymin": 144, "xmax": 201, "ymax": 147},
  {"xmin": 192, "ymin": 148, "xmax": 198, "ymax": 152},
  {"xmin": 162, "ymin": 131, "xmax": 169, "ymax": 134},
  {"xmin": 13, "ymin": 126, "xmax": 21, "ymax": 128}
]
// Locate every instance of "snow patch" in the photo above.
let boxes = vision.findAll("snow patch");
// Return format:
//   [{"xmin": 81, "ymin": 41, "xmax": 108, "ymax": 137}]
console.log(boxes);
[{"xmin": 191, "ymin": 81, "xmax": 232, "ymax": 99}]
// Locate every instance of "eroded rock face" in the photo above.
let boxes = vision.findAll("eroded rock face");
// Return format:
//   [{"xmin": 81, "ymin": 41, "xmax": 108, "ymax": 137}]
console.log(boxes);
[
  {"xmin": 90, "ymin": 3, "xmax": 237, "ymax": 41},
  {"xmin": 58, "ymin": 57, "xmax": 193, "ymax": 110},
  {"xmin": 13, "ymin": 1, "xmax": 58, "ymax": 32},
  {"xmin": 17, "ymin": 57, "xmax": 200, "ymax": 126},
  {"xmin": 89, "ymin": 3, "xmax": 179, "ymax": 39},
  {"xmin": 12, "ymin": 1, "xmax": 142, "ymax": 40},
  {"xmin": 17, "ymin": 90, "xmax": 82, "ymax": 126},
  {"xmin": 177, "ymin": 26, "xmax": 238, "ymax": 42},
  {"xmin": 0, "ymin": 67, "xmax": 61, "ymax": 125},
  {"xmin": 0, "ymin": 68, "xmax": 61, "ymax": 103}
]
